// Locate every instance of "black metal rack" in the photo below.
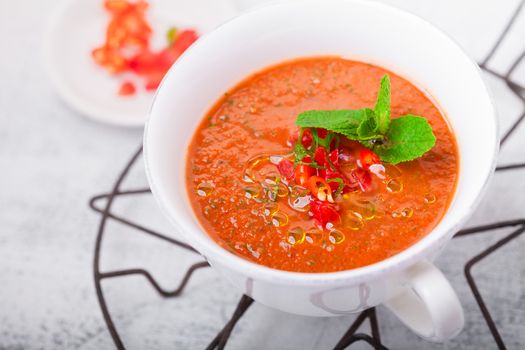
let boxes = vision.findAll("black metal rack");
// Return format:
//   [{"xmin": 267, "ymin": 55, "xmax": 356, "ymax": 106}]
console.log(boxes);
[{"xmin": 89, "ymin": 2, "xmax": 525, "ymax": 348}]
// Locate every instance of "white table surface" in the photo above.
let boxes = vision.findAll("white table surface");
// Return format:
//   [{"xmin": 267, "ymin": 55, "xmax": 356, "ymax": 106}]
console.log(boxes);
[{"xmin": 1, "ymin": 0, "xmax": 524, "ymax": 349}]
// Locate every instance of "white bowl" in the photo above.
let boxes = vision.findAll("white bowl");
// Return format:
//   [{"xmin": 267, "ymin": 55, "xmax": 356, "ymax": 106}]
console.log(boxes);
[{"xmin": 144, "ymin": 0, "xmax": 498, "ymax": 341}]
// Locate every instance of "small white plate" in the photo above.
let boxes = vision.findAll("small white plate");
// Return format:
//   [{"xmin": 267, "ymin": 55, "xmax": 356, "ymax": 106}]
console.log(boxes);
[{"xmin": 45, "ymin": 0, "xmax": 239, "ymax": 127}]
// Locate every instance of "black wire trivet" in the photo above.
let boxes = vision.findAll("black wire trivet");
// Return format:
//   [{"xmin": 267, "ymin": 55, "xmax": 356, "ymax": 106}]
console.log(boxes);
[{"xmin": 90, "ymin": 2, "xmax": 525, "ymax": 348}]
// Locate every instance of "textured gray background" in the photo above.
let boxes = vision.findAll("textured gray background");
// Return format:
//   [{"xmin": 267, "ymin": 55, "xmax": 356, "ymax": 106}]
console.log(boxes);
[{"xmin": 1, "ymin": 0, "xmax": 524, "ymax": 349}]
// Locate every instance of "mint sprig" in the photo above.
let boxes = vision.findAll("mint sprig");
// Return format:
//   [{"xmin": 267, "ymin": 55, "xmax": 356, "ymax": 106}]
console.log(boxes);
[{"xmin": 295, "ymin": 75, "xmax": 436, "ymax": 164}]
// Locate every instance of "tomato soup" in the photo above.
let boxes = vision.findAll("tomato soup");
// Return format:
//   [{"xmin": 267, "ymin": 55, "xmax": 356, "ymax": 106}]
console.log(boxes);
[{"xmin": 186, "ymin": 57, "xmax": 458, "ymax": 273}]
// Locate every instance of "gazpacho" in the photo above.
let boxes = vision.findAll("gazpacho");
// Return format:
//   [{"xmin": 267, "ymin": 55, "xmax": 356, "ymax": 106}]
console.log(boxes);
[{"xmin": 186, "ymin": 57, "xmax": 458, "ymax": 273}]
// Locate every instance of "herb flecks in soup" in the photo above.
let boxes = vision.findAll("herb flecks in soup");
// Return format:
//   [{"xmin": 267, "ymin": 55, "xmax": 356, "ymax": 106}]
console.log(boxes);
[{"xmin": 186, "ymin": 57, "xmax": 458, "ymax": 273}]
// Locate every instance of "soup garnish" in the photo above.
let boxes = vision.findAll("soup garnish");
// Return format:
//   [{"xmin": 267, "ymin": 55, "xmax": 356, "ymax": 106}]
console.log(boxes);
[
  {"xmin": 186, "ymin": 57, "xmax": 458, "ymax": 273},
  {"xmin": 276, "ymin": 75, "xmax": 436, "ymax": 229},
  {"xmin": 295, "ymin": 75, "xmax": 436, "ymax": 164}
]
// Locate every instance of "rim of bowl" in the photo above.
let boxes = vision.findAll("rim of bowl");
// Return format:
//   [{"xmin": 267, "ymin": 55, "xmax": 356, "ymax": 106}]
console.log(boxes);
[{"xmin": 144, "ymin": 0, "xmax": 499, "ymax": 286}]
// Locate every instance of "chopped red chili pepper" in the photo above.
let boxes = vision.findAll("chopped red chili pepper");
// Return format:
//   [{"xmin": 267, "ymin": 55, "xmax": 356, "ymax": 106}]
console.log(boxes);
[
  {"xmin": 310, "ymin": 200, "xmax": 341, "ymax": 228},
  {"xmin": 128, "ymin": 29, "xmax": 198, "ymax": 90},
  {"xmin": 308, "ymin": 176, "xmax": 334, "ymax": 202},
  {"xmin": 295, "ymin": 163, "xmax": 312, "ymax": 187},
  {"xmin": 277, "ymin": 159, "xmax": 295, "ymax": 181},
  {"xmin": 128, "ymin": 49, "xmax": 157, "ymax": 74},
  {"xmin": 359, "ymin": 149, "xmax": 380, "ymax": 170},
  {"xmin": 288, "ymin": 128, "xmax": 313, "ymax": 149},
  {"xmin": 92, "ymin": 0, "xmax": 151, "ymax": 74},
  {"xmin": 171, "ymin": 29, "xmax": 199, "ymax": 54},
  {"xmin": 144, "ymin": 74, "xmax": 164, "ymax": 90},
  {"xmin": 317, "ymin": 128, "xmax": 328, "ymax": 138},
  {"xmin": 327, "ymin": 149, "xmax": 339, "ymax": 166},
  {"xmin": 314, "ymin": 146, "xmax": 327, "ymax": 166},
  {"xmin": 301, "ymin": 129, "xmax": 313, "ymax": 149},
  {"xmin": 324, "ymin": 170, "xmax": 346, "ymax": 192},
  {"xmin": 311, "ymin": 147, "xmax": 342, "ymax": 190}
]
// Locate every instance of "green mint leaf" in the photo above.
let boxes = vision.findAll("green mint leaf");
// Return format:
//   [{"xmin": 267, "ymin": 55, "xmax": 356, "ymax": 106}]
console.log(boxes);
[
  {"xmin": 374, "ymin": 75, "xmax": 391, "ymax": 134},
  {"xmin": 371, "ymin": 115, "xmax": 436, "ymax": 164},
  {"xmin": 357, "ymin": 108, "xmax": 383, "ymax": 141},
  {"xmin": 296, "ymin": 109, "xmax": 371, "ymax": 139}
]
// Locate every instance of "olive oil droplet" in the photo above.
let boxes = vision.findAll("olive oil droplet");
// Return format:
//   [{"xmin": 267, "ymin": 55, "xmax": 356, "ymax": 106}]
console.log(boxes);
[
  {"xmin": 271, "ymin": 211, "xmax": 289, "ymax": 227},
  {"xmin": 328, "ymin": 230, "xmax": 345, "ymax": 244},
  {"xmin": 424, "ymin": 193, "xmax": 436, "ymax": 204},
  {"xmin": 242, "ymin": 168, "xmax": 256, "ymax": 183},
  {"xmin": 244, "ymin": 185, "xmax": 261, "ymax": 199},
  {"xmin": 349, "ymin": 199, "xmax": 376, "ymax": 221},
  {"xmin": 343, "ymin": 212, "xmax": 364, "ymax": 231},
  {"xmin": 287, "ymin": 227, "xmax": 305, "ymax": 245},
  {"xmin": 288, "ymin": 186, "xmax": 311, "ymax": 212},
  {"xmin": 393, "ymin": 207, "xmax": 413, "ymax": 218},
  {"xmin": 263, "ymin": 202, "xmax": 279, "ymax": 217},
  {"xmin": 386, "ymin": 179, "xmax": 403, "ymax": 193},
  {"xmin": 263, "ymin": 172, "xmax": 280, "ymax": 186},
  {"xmin": 276, "ymin": 183, "xmax": 289, "ymax": 197},
  {"xmin": 402, "ymin": 208, "xmax": 413, "ymax": 218},
  {"xmin": 196, "ymin": 182, "xmax": 214, "ymax": 197},
  {"xmin": 242, "ymin": 154, "xmax": 270, "ymax": 183},
  {"xmin": 305, "ymin": 228, "xmax": 323, "ymax": 244}
]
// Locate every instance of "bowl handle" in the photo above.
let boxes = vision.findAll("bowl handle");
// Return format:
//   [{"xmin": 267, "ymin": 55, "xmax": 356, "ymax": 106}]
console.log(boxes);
[{"xmin": 384, "ymin": 260, "xmax": 464, "ymax": 342}]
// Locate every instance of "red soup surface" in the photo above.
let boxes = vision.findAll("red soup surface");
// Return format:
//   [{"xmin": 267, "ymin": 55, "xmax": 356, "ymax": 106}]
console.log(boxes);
[{"xmin": 186, "ymin": 57, "xmax": 458, "ymax": 273}]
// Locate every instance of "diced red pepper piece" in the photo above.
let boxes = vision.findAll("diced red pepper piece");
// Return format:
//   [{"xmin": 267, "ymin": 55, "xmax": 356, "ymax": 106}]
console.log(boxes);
[
  {"xmin": 128, "ymin": 49, "xmax": 157, "ymax": 74},
  {"xmin": 301, "ymin": 129, "xmax": 313, "ymax": 149},
  {"xmin": 171, "ymin": 29, "xmax": 198, "ymax": 53},
  {"xmin": 359, "ymin": 149, "xmax": 380, "ymax": 170},
  {"xmin": 317, "ymin": 128, "xmax": 328, "ymax": 138},
  {"xmin": 91, "ymin": 47, "xmax": 129, "ymax": 74},
  {"xmin": 327, "ymin": 149, "xmax": 339, "ymax": 166},
  {"xmin": 295, "ymin": 163, "xmax": 313, "ymax": 187},
  {"xmin": 310, "ymin": 200, "xmax": 341, "ymax": 228},
  {"xmin": 308, "ymin": 176, "xmax": 334, "ymax": 202},
  {"xmin": 315, "ymin": 148, "xmax": 339, "ymax": 168},
  {"xmin": 324, "ymin": 170, "xmax": 345, "ymax": 192},
  {"xmin": 313, "ymin": 147, "xmax": 345, "ymax": 191},
  {"xmin": 288, "ymin": 128, "xmax": 313, "ymax": 149},
  {"xmin": 144, "ymin": 71, "xmax": 165, "ymax": 90},
  {"xmin": 314, "ymin": 146, "xmax": 327, "ymax": 166},
  {"xmin": 277, "ymin": 159, "xmax": 295, "ymax": 181},
  {"xmin": 118, "ymin": 81, "xmax": 136, "ymax": 96},
  {"xmin": 155, "ymin": 29, "xmax": 198, "ymax": 70}
]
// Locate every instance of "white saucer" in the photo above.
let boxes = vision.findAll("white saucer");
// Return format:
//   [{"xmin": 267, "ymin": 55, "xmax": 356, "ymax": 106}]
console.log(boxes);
[{"xmin": 45, "ymin": 0, "xmax": 239, "ymax": 127}]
